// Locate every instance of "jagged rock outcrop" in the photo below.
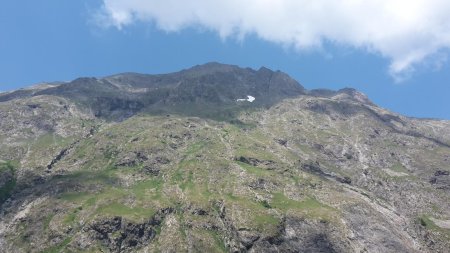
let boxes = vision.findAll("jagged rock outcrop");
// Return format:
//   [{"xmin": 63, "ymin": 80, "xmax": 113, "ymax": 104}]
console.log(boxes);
[{"xmin": 85, "ymin": 208, "xmax": 174, "ymax": 252}]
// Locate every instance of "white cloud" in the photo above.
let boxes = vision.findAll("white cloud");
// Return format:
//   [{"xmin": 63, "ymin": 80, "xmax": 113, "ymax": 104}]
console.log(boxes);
[{"xmin": 95, "ymin": 0, "xmax": 450, "ymax": 78}]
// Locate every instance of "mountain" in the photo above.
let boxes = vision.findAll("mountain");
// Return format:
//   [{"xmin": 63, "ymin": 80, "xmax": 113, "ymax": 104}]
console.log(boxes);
[
  {"xmin": 0, "ymin": 63, "xmax": 449, "ymax": 252},
  {"xmin": 1, "ymin": 63, "xmax": 305, "ymax": 121}
]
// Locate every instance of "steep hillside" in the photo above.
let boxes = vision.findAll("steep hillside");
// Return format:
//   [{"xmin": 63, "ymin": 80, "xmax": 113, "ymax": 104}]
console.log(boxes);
[{"xmin": 0, "ymin": 63, "xmax": 449, "ymax": 252}]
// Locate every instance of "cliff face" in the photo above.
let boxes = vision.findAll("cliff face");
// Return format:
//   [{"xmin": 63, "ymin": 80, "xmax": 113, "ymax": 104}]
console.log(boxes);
[{"xmin": 0, "ymin": 63, "xmax": 449, "ymax": 252}]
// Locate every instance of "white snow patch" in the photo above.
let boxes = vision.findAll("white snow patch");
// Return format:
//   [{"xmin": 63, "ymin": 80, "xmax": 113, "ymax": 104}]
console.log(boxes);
[{"xmin": 237, "ymin": 95, "xmax": 255, "ymax": 103}]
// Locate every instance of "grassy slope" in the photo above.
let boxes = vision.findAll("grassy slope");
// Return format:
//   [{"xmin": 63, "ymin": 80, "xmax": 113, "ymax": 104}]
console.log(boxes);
[
  {"xmin": 5, "ymin": 114, "xmax": 344, "ymax": 252},
  {"xmin": 2, "ymin": 96, "xmax": 450, "ymax": 252}
]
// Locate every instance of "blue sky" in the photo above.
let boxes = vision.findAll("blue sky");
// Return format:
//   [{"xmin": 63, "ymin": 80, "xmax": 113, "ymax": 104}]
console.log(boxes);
[{"xmin": 1, "ymin": 0, "xmax": 450, "ymax": 119}]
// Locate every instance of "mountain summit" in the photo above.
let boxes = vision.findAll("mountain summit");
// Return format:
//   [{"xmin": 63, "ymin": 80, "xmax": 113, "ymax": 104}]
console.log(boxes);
[
  {"xmin": 1, "ymin": 63, "xmax": 305, "ymax": 121},
  {"xmin": 0, "ymin": 63, "xmax": 449, "ymax": 252}
]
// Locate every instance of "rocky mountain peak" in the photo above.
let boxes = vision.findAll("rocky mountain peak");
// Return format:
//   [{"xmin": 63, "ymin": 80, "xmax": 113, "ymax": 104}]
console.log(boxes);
[
  {"xmin": 1, "ymin": 63, "xmax": 309, "ymax": 121},
  {"xmin": 184, "ymin": 62, "xmax": 241, "ymax": 74},
  {"xmin": 0, "ymin": 63, "xmax": 449, "ymax": 252}
]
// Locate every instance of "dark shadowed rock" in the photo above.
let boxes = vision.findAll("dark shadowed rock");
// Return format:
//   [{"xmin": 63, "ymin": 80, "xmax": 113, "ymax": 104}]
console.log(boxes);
[{"xmin": 0, "ymin": 63, "xmax": 305, "ymax": 121}]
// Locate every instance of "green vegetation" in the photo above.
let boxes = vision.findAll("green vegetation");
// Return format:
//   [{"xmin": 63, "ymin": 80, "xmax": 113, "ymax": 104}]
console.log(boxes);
[
  {"xmin": 419, "ymin": 216, "xmax": 431, "ymax": 227},
  {"xmin": 271, "ymin": 193, "xmax": 321, "ymax": 210},
  {"xmin": 210, "ymin": 230, "xmax": 228, "ymax": 253},
  {"xmin": 32, "ymin": 133, "xmax": 73, "ymax": 149},
  {"xmin": 223, "ymin": 193, "xmax": 281, "ymax": 233},
  {"xmin": 43, "ymin": 214, "xmax": 54, "ymax": 231},
  {"xmin": 180, "ymin": 171, "xmax": 194, "ymax": 191},
  {"xmin": 254, "ymin": 214, "xmax": 280, "ymax": 229},
  {"xmin": 173, "ymin": 160, "xmax": 198, "ymax": 191},
  {"xmin": 0, "ymin": 160, "xmax": 18, "ymax": 172},
  {"xmin": 390, "ymin": 163, "xmax": 409, "ymax": 173},
  {"xmin": 52, "ymin": 166, "xmax": 118, "ymax": 187},
  {"xmin": 3, "ymin": 63, "xmax": 450, "ymax": 253},
  {"xmin": 235, "ymin": 161, "xmax": 271, "ymax": 176},
  {"xmin": 60, "ymin": 192, "xmax": 88, "ymax": 202},
  {"xmin": 42, "ymin": 237, "xmax": 72, "ymax": 253},
  {"xmin": 270, "ymin": 193, "xmax": 335, "ymax": 221},
  {"xmin": 418, "ymin": 215, "xmax": 450, "ymax": 237},
  {"xmin": 185, "ymin": 141, "xmax": 206, "ymax": 156},
  {"xmin": 2, "ymin": 112, "xmax": 339, "ymax": 250},
  {"xmin": 154, "ymin": 224, "xmax": 162, "ymax": 236},
  {"xmin": 0, "ymin": 161, "xmax": 17, "ymax": 204},
  {"xmin": 96, "ymin": 202, "xmax": 155, "ymax": 222},
  {"xmin": 63, "ymin": 206, "xmax": 82, "ymax": 225},
  {"xmin": 228, "ymin": 119, "xmax": 257, "ymax": 130},
  {"xmin": 132, "ymin": 178, "xmax": 164, "ymax": 200},
  {"xmin": 259, "ymin": 199, "xmax": 272, "ymax": 209},
  {"xmin": 84, "ymin": 197, "xmax": 97, "ymax": 207}
]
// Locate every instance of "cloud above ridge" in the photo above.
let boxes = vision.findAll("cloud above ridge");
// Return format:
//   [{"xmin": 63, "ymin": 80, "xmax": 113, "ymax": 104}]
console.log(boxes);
[{"xmin": 95, "ymin": 0, "xmax": 450, "ymax": 78}]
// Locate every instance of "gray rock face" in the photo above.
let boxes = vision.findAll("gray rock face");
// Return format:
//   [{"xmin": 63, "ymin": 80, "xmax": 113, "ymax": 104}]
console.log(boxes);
[
  {"xmin": 86, "ymin": 208, "xmax": 173, "ymax": 252},
  {"xmin": 0, "ymin": 62, "xmax": 305, "ymax": 121},
  {"xmin": 249, "ymin": 218, "xmax": 351, "ymax": 253},
  {"xmin": 0, "ymin": 63, "xmax": 449, "ymax": 252},
  {"xmin": 429, "ymin": 170, "xmax": 450, "ymax": 190}
]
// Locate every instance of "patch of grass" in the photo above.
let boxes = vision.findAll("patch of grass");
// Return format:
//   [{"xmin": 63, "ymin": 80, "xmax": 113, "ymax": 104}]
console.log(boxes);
[
  {"xmin": 235, "ymin": 161, "xmax": 271, "ymax": 176},
  {"xmin": 43, "ymin": 214, "xmax": 54, "ymax": 231},
  {"xmin": 199, "ymin": 182, "xmax": 213, "ymax": 198},
  {"xmin": 185, "ymin": 179, "xmax": 212, "ymax": 204},
  {"xmin": 172, "ymin": 170, "xmax": 184, "ymax": 183},
  {"xmin": 177, "ymin": 212, "xmax": 187, "ymax": 239},
  {"xmin": 25, "ymin": 134, "xmax": 74, "ymax": 168},
  {"xmin": 225, "ymin": 193, "xmax": 239, "ymax": 201},
  {"xmin": 223, "ymin": 193, "xmax": 281, "ymax": 233},
  {"xmin": 180, "ymin": 171, "xmax": 194, "ymax": 191},
  {"xmin": 52, "ymin": 167, "xmax": 119, "ymax": 187},
  {"xmin": 58, "ymin": 180, "xmax": 164, "ymax": 223},
  {"xmin": 0, "ymin": 160, "xmax": 17, "ymax": 172},
  {"xmin": 271, "ymin": 193, "xmax": 324, "ymax": 210},
  {"xmin": 172, "ymin": 160, "xmax": 205, "ymax": 197},
  {"xmin": 419, "ymin": 216, "xmax": 430, "ymax": 227},
  {"xmin": 96, "ymin": 202, "xmax": 155, "ymax": 221},
  {"xmin": 32, "ymin": 133, "xmax": 73, "ymax": 150},
  {"xmin": 259, "ymin": 200, "xmax": 272, "ymax": 209},
  {"xmin": 228, "ymin": 119, "xmax": 257, "ymax": 130},
  {"xmin": 418, "ymin": 215, "xmax": 450, "ymax": 237},
  {"xmin": 132, "ymin": 178, "xmax": 164, "ymax": 200},
  {"xmin": 103, "ymin": 146, "xmax": 118, "ymax": 160},
  {"xmin": 390, "ymin": 163, "xmax": 408, "ymax": 173},
  {"xmin": 63, "ymin": 212, "xmax": 77, "ymax": 225},
  {"xmin": 154, "ymin": 224, "xmax": 162, "ymax": 235},
  {"xmin": 185, "ymin": 141, "xmax": 207, "ymax": 156},
  {"xmin": 60, "ymin": 192, "xmax": 87, "ymax": 202},
  {"xmin": 63, "ymin": 206, "xmax": 82, "ymax": 225},
  {"xmin": 270, "ymin": 193, "xmax": 335, "ymax": 221},
  {"xmin": 297, "ymin": 144, "xmax": 314, "ymax": 155},
  {"xmin": 210, "ymin": 230, "xmax": 228, "ymax": 253},
  {"xmin": 84, "ymin": 197, "xmax": 97, "ymax": 207},
  {"xmin": 254, "ymin": 214, "xmax": 279, "ymax": 229},
  {"xmin": 74, "ymin": 138, "xmax": 93, "ymax": 159}
]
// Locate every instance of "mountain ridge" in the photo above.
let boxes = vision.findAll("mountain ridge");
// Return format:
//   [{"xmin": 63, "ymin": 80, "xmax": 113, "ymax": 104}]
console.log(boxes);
[
  {"xmin": 0, "ymin": 62, "xmax": 380, "ymax": 122},
  {"xmin": 0, "ymin": 63, "xmax": 449, "ymax": 252}
]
